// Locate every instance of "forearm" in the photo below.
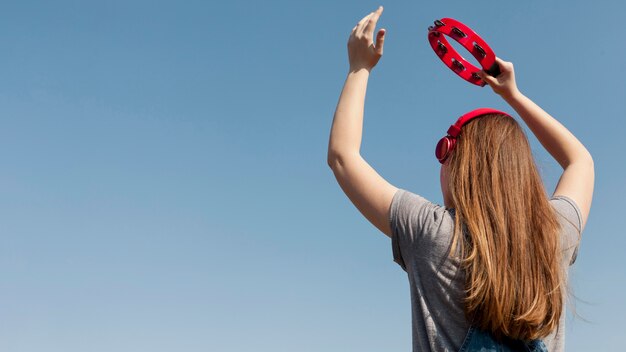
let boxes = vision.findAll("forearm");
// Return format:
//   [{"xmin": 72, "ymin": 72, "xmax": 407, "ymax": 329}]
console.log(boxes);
[
  {"xmin": 503, "ymin": 90, "xmax": 592, "ymax": 168},
  {"xmin": 327, "ymin": 69, "xmax": 370, "ymax": 164}
]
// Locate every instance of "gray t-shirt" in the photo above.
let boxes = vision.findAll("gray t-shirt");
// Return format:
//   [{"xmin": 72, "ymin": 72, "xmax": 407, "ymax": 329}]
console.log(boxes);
[{"xmin": 389, "ymin": 189, "xmax": 582, "ymax": 352}]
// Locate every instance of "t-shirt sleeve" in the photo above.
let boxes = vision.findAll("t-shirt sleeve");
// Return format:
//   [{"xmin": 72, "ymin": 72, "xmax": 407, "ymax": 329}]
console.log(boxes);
[
  {"xmin": 550, "ymin": 195, "xmax": 583, "ymax": 266},
  {"xmin": 389, "ymin": 189, "xmax": 444, "ymax": 272}
]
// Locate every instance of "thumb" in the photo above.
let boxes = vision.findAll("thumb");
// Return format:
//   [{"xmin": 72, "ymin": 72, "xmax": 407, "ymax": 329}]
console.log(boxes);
[
  {"xmin": 375, "ymin": 28, "xmax": 386, "ymax": 55},
  {"xmin": 477, "ymin": 70, "xmax": 497, "ymax": 87}
]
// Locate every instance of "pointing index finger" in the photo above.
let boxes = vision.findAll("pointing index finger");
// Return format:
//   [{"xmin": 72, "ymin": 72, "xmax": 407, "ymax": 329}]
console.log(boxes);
[
  {"xmin": 357, "ymin": 12, "xmax": 373, "ymax": 27},
  {"xmin": 363, "ymin": 6, "xmax": 383, "ymax": 34},
  {"xmin": 355, "ymin": 12, "xmax": 373, "ymax": 36}
]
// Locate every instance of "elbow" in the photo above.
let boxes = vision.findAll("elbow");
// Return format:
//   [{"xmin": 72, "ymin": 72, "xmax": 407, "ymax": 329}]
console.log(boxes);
[
  {"xmin": 566, "ymin": 149, "xmax": 594, "ymax": 171},
  {"xmin": 327, "ymin": 149, "xmax": 357, "ymax": 170},
  {"xmin": 586, "ymin": 151, "xmax": 594, "ymax": 169},
  {"xmin": 327, "ymin": 151, "xmax": 342, "ymax": 170},
  {"xmin": 579, "ymin": 149, "xmax": 594, "ymax": 169},
  {"xmin": 586, "ymin": 152, "xmax": 595, "ymax": 176},
  {"xmin": 560, "ymin": 147, "xmax": 594, "ymax": 170}
]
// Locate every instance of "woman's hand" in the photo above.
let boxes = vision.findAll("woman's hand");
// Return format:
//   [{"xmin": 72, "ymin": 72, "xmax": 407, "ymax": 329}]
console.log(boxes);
[
  {"xmin": 477, "ymin": 57, "xmax": 520, "ymax": 98},
  {"xmin": 347, "ymin": 7, "xmax": 386, "ymax": 73}
]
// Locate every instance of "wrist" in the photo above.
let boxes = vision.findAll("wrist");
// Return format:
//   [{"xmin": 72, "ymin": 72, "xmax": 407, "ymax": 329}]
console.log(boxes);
[
  {"xmin": 346, "ymin": 67, "xmax": 371, "ymax": 81},
  {"xmin": 348, "ymin": 66, "xmax": 372, "ymax": 75},
  {"xmin": 501, "ymin": 88, "xmax": 523, "ymax": 103}
]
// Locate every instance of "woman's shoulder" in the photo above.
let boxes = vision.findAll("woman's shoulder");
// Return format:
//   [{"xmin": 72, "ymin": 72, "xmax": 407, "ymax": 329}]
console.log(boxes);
[
  {"xmin": 390, "ymin": 189, "xmax": 452, "ymax": 229},
  {"xmin": 550, "ymin": 195, "xmax": 583, "ymax": 233},
  {"xmin": 389, "ymin": 189, "xmax": 455, "ymax": 249},
  {"xmin": 391, "ymin": 189, "xmax": 448, "ymax": 212},
  {"xmin": 549, "ymin": 195, "xmax": 583, "ymax": 265}
]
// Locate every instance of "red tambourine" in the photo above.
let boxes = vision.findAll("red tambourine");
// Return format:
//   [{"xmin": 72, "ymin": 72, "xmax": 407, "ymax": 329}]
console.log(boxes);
[{"xmin": 428, "ymin": 18, "xmax": 501, "ymax": 86}]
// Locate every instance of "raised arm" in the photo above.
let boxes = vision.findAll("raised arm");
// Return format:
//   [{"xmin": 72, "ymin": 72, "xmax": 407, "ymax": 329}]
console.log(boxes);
[
  {"xmin": 327, "ymin": 7, "xmax": 397, "ymax": 237},
  {"xmin": 478, "ymin": 59, "xmax": 594, "ymax": 228}
]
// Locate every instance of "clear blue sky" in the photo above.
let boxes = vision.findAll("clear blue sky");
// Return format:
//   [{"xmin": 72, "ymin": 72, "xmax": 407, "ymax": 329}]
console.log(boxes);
[{"xmin": 1, "ymin": 1, "xmax": 624, "ymax": 351}]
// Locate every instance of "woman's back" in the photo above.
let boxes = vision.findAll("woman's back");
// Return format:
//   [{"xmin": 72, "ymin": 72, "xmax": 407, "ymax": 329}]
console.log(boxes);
[{"xmin": 390, "ymin": 190, "xmax": 582, "ymax": 352}]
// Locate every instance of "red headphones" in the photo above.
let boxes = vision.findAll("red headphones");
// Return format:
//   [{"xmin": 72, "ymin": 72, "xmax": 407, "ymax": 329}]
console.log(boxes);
[
  {"xmin": 436, "ymin": 108, "xmax": 511, "ymax": 164},
  {"xmin": 428, "ymin": 18, "xmax": 500, "ymax": 86}
]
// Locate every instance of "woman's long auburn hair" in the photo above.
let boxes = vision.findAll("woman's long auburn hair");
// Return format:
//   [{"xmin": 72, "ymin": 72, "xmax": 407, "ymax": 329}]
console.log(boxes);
[{"xmin": 446, "ymin": 113, "xmax": 563, "ymax": 341}]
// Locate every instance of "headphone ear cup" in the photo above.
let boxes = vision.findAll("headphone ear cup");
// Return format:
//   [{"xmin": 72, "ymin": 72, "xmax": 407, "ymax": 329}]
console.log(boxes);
[
  {"xmin": 436, "ymin": 137, "xmax": 448, "ymax": 162},
  {"xmin": 436, "ymin": 136, "xmax": 457, "ymax": 163},
  {"xmin": 447, "ymin": 137, "xmax": 457, "ymax": 157}
]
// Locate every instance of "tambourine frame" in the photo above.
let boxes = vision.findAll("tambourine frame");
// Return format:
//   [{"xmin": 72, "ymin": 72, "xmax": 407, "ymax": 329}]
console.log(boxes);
[{"xmin": 428, "ymin": 18, "xmax": 500, "ymax": 86}]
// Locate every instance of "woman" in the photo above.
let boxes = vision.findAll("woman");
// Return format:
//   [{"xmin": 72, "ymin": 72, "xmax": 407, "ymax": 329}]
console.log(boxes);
[{"xmin": 327, "ymin": 7, "xmax": 594, "ymax": 352}]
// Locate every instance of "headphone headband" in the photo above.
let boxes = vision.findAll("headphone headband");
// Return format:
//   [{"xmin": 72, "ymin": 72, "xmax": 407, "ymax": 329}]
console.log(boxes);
[
  {"xmin": 436, "ymin": 108, "xmax": 512, "ymax": 164},
  {"xmin": 447, "ymin": 108, "xmax": 511, "ymax": 137}
]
